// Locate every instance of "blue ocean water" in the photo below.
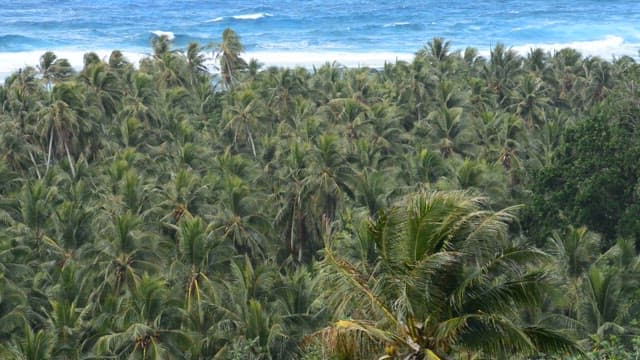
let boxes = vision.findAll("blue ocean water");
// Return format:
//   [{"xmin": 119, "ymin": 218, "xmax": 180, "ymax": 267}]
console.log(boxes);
[{"xmin": 0, "ymin": 0, "xmax": 639, "ymax": 73}]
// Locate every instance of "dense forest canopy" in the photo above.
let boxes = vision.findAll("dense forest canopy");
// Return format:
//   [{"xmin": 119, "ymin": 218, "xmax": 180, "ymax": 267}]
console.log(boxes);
[{"xmin": 1, "ymin": 29, "xmax": 640, "ymax": 359}]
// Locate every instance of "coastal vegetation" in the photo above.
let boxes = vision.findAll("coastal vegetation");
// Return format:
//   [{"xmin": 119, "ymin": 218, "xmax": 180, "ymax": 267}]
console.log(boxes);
[{"xmin": 1, "ymin": 29, "xmax": 639, "ymax": 359}]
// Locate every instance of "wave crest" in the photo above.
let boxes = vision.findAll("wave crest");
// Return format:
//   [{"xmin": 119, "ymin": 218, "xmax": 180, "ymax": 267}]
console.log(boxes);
[
  {"xmin": 512, "ymin": 35, "xmax": 638, "ymax": 58},
  {"xmin": 206, "ymin": 13, "xmax": 272, "ymax": 23},
  {"xmin": 383, "ymin": 22, "xmax": 411, "ymax": 28},
  {"xmin": 151, "ymin": 30, "xmax": 175, "ymax": 41},
  {"xmin": 233, "ymin": 12, "xmax": 272, "ymax": 20}
]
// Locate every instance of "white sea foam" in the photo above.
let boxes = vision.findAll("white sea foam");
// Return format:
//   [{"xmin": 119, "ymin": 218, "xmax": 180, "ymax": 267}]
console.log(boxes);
[
  {"xmin": 0, "ymin": 50, "xmax": 147, "ymax": 81},
  {"xmin": 245, "ymin": 51, "xmax": 413, "ymax": 69},
  {"xmin": 151, "ymin": 30, "xmax": 175, "ymax": 41},
  {"xmin": 206, "ymin": 16, "xmax": 225, "ymax": 23},
  {"xmin": 510, "ymin": 35, "xmax": 640, "ymax": 59},
  {"xmin": 383, "ymin": 22, "xmax": 411, "ymax": 28},
  {"xmin": 232, "ymin": 13, "xmax": 272, "ymax": 20},
  {"xmin": 257, "ymin": 41, "xmax": 310, "ymax": 49}
]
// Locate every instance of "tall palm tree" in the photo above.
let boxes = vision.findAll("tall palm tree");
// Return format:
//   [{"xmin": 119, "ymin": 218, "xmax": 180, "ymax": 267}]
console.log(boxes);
[
  {"xmin": 304, "ymin": 134, "xmax": 354, "ymax": 222},
  {"xmin": 417, "ymin": 37, "xmax": 452, "ymax": 63},
  {"xmin": 222, "ymin": 89, "xmax": 263, "ymax": 157},
  {"xmin": 37, "ymin": 52, "xmax": 74, "ymax": 91},
  {"xmin": 483, "ymin": 44, "xmax": 523, "ymax": 105},
  {"xmin": 37, "ymin": 82, "xmax": 91, "ymax": 178},
  {"xmin": 214, "ymin": 28, "xmax": 247, "ymax": 89},
  {"xmin": 81, "ymin": 61, "xmax": 122, "ymax": 119}
]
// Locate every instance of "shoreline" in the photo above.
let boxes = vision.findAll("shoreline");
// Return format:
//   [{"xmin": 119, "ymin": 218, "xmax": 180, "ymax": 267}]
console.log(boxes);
[{"xmin": 1, "ymin": 36, "xmax": 638, "ymax": 81}]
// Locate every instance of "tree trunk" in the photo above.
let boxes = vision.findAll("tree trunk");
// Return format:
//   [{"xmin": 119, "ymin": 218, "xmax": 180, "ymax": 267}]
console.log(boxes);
[
  {"xmin": 28, "ymin": 150, "xmax": 42, "ymax": 179},
  {"xmin": 247, "ymin": 126, "xmax": 257, "ymax": 158},
  {"xmin": 46, "ymin": 127, "xmax": 54, "ymax": 175},
  {"xmin": 63, "ymin": 141, "xmax": 76, "ymax": 178}
]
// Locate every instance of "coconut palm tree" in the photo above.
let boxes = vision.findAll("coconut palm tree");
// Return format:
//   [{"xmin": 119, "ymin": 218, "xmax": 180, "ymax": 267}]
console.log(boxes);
[
  {"xmin": 304, "ymin": 134, "xmax": 354, "ymax": 222},
  {"xmin": 38, "ymin": 83, "xmax": 86, "ymax": 178},
  {"xmin": 483, "ymin": 44, "xmax": 523, "ymax": 105},
  {"xmin": 214, "ymin": 28, "xmax": 247, "ymax": 89},
  {"xmin": 426, "ymin": 105, "xmax": 472, "ymax": 158},
  {"xmin": 81, "ymin": 61, "xmax": 122, "ymax": 119},
  {"xmin": 1, "ymin": 325, "xmax": 55, "ymax": 360},
  {"xmin": 94, "ymin": 274, "xmax": 191, "ymax": 359},
  {"xmin": 211, "ymin": 175, "xmax": 270, "ymax": 258},
  {"xmin": 222, "ymin": 89, "xmax": 263, "ymax": 157},
  {"xmin": 576, "ymin": 267, "xmax": 638, "ymax": 343},
  {"xmin": 509, "ymin": 74, "xmax": 550, "ymax": 128},
  {"xmin": 318, "ymin": 191, "xmax": 581, "ymax": 359},
  {"xmin": 37, "ymin": 52, "xmax": 74, "ymax": 91}
]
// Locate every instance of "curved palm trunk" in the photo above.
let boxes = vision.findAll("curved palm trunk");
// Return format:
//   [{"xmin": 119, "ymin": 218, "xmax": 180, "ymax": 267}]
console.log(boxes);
[
  {"xmin": 246, "ymin": 125, "xmax": 257, "ymax": 158},
  {"xmin": 46, "ymin": 126, "xmax": 54, "ymax": 175},
  {"xmin": 28, "ymin": 150, "xmax": 42, "ymax": 179},
  {"xmin": 63, "ymin": 140, "xmax": 76, "ymax": 178}
]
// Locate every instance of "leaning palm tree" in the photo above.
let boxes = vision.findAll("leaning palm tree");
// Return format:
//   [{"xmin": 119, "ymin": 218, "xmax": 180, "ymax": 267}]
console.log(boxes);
[
  {"xmin": 37, "ymin": 51, "xmax": 74, "ymax": 91},
  {"xmin": 317, "ymin": 190, "xmax": 582, "ymax": 359},
  {"xmin": 214, "ymin": 28, "xmax": 247, "ymax": 89}
]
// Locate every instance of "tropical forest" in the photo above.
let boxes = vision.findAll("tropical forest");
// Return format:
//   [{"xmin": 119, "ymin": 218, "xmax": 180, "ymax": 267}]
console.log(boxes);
[{"xmin": 1, "ymin": 29, "xmax": 640, "ymax": 359}]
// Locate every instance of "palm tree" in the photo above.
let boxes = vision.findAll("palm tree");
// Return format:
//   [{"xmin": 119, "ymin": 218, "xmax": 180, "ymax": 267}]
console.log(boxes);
[
  {"xmin": 508, "ymin": 74, "xmax": 550, "ymax": 128},
  {"xmin": 211, "ymin": 175, "xmax": 270, "ymax": 258},
  {"xmin": 317, "ymin": 191, "xmax": 581, "ymax": 359},
  {"xmin": 549, "ymin": 226, "xmax": 600, "ymax": 282},
  {"xmin": 417, "ymin": 37, "xmax": 452, "ymax": 63},
  {"xmin": 38, "ymin": 82, "xmax": 87, "ymax": 178},
  {"xmin": 0, "ymin": 270, "xmax": 27, "ymax": 343},
  {"xmin": 2, "ymin": 325, "xmax": 54, "ymax": 360},
  {"xmin": 351, "ymin": 167, "xmax": 396, "ymax": 218},
  {"xmin": 172, "ymin": 215, "xmax": 228, "ymax": 320},
  {"xmin": 222, "ymin": 89, "xmax": 263, "ymax": 157},
  {"xmin": 304, "ymin": 134, "xmax": 354, "ymax": 222},
  {"xmin": 90, "ymin": 211, "xmax": 159, "ymax": 299},
  {"xmin": 210, "ymin": 256, "xmax": 285, "ymax": 358},
  {"xmin": 266, "ymin": 68, "xmax": 306, "ymax": 121},
  {"xmin": 94, "ymin": 274, "xmax": 191, "ymax": 359},
  {"xmin": 426, "ymin": 105, "xmax": 472, "ymax": 158},
  {"xmin": 483, "ymin": 44, "xmax": 523, "ymax": 105},
  {"xmin": 275, "ymin": 267, "xmax": 325, "ymax": 340},
  {"xmin": 37, "ymin": 52, "xmax": 73, "ymax": 91},
  {"xmin": 183, "ymin": 42, "xmax": 210, "ymax": 88},
  {"xmin": 214, "ymin": 28, "xmax": 247, "ymax": 89},
  {"xmin": 81, "ymin": 61, "xmax": 122, "ymax": 119},
  {"xmin": 576, "ymin": 267, "xmax": 638, "ymax": 343},
  {"xmin": 14, "ymin": 180, "xmax": 58, "ymax": 246},
  {"xmin": 396, "ymin": 147, "xmax": 448, "ymax": 188},
  {"xmin": 151, "ymin": 35, "xmax": 173, "ymax": 59}
]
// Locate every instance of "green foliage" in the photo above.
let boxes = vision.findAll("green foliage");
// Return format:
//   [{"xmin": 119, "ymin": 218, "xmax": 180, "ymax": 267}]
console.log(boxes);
[
  {"xmin": 529, "ymin": 93, "xmax": 640, "ymax": 248},
  {"xmin": 1, "ymin": 30, "xmax": 640, "ymax": 359}
]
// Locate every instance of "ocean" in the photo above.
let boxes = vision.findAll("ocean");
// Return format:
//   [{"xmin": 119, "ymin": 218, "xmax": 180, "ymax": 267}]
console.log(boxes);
[{"xmin": 1, "ymin": 0, "xmax": 639, "ymax": 77}]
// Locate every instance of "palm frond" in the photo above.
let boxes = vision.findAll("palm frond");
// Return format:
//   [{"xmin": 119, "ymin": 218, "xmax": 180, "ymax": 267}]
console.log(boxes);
[{"xmin": 523, "ymin": 326, "xmax": 585, "ymax": 357}]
